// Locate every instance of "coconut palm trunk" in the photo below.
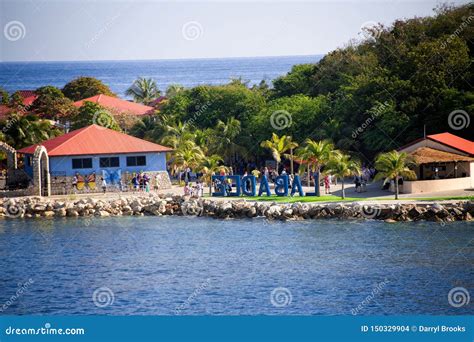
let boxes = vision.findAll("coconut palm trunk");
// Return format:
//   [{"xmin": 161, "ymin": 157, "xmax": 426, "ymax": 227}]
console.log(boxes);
[
  {"xmin": 395, "ymin": 176, "xmax": 399, "ymax": 200},
  {"xmin": 307, "ymin": 164, "xmax": 311, "ymax": 187},
  {"xmin": 314, "ymin": 166, "xmax": 321, "ymax": 197},
  {"xmin": 341, "ymin": 178, "xmax": 345, "ymax": 199},
  {"xmin": 290, "ymin": 148, "xmax": 294, "ymax": 175}
]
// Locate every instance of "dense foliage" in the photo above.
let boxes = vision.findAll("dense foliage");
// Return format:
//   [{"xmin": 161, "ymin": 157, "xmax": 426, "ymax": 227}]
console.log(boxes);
[
  {"xmin": 62, "ymin": 76, "xmax": 116, "ymax": 101},
  {"xmin": 133, "ymin": 4, "xmax": 473, "ymax": 167}
]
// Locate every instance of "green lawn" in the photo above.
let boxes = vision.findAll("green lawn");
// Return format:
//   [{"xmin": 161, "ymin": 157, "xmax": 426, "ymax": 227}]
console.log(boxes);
[{"xmin": 205, "ymin": 194, "xmax": 473, "ymax": 203}]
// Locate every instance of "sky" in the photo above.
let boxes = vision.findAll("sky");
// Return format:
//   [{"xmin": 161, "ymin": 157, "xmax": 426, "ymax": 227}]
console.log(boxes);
[{"xmin": 0, "ymin": 0, "xmax": 471, "ymax": 62}]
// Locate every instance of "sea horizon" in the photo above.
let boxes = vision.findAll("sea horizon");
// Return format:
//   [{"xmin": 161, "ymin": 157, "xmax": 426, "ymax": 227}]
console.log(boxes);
[
  {"xmin": 0, "ymin": 54, "xmax": 323, "ymax": 97},
  {"xmin": 0, "ymin": 53, "xmax": 323, "ymax": 64}
]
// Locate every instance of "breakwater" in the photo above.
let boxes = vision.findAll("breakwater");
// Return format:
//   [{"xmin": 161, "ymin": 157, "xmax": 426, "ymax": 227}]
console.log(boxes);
[{"xmin": 1, "ymin": 194, "xmax": 473, "ymax": 222}]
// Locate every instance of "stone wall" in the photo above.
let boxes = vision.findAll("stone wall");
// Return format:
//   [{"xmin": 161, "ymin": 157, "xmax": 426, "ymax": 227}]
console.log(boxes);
[{"xmin": 1, "ymin": 194, "xmax": 472, "ymax": 222}]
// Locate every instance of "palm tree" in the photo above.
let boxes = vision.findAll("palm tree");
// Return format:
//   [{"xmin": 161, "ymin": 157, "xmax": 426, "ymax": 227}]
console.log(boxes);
[
  {"xmin": 172, "ymin": 144, "xmax": 205, "ymax": 181},
  {"xmin": 214, "ymin": 118, "xmax": 241, "ymax": 167},
  {"xmin": 166, "ymin": 84, "xmax": 185, "ymax": 98},
  {"xmin": 160, "ymin": 121, "xmax": 195, "ymax": 149},
  {"xmin": 297, "ymin": 139, "xmax": 334, "ymax": 195},
  {"xmin": 282, "ymin": 136, "xmax": 299, "ymax": 175},
  {"xmin": 374, "ymin": 150, "xmax": 417, "ymax": 199},
  {"xmin": 199, "ymin": 154, "xmax": 227, "ymax": 195},
  {"xmin": 126, "ymin": 77, "xmax": 161, "ymax": 105},
  {"xmin": 260, "ymin": 133, "xmax": 296, "ymax": 173},
  {"xmin": 325, "ymin": 152, "xmax": 361, "ymax": 199},
  {"xmin": 3, "ymin": 114, "xmax": 60, "ymax": 148}
]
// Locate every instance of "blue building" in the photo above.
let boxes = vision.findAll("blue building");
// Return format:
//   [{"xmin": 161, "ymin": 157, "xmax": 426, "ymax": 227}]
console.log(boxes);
[{"xmin": 18, "ymin": 124, "xmax": 173, "ymax": 195}]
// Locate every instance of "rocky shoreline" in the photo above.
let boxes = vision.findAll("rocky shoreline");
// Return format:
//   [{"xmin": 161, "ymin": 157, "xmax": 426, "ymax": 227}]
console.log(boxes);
[{"xmin": 1, "ymin": 194, "xmax": 473, "ymax": 222}]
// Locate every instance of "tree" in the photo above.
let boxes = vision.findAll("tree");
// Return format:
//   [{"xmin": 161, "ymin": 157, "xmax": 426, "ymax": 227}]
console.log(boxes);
[
  {"xmin": 9, "ymin": 91, "xmax": 24, "ymax": 109},
  {"xmin": 296, "ymin": 139, "xmax": 334, "ymax": 194},
  {"xmin": 126, "ymin": 77, "xmax": 161, "ymax": 105},
  {"xmin": 31, "ymin": 86, "xmax": 76, "ymax": 120},
  {"xmin": 213, "ymin": 117, "xmax": 241, "ymax": 167},
  {"xmin": 172, "ymin": 143, "xmax": 205, "ymax": 181},
  {"xmin": 199, "ymin": 154, "xmax": 226, "ymax": 195},
  {"xmin": 374, "ymin": 150, "xmax": 417, "ymax": 199},
  {"xmin": 166, "ymin": 84, "xmax": 185, "ymax": 98},
  {"xmin": 1, "ymin": 113, "xmax": 61, "ymax": 149},
  {"xmin": 260, "ymin": 133, "xmax": 297, "ymax": 174},
  {"xmin": 71, "ymin": 101, "xmax": 120, "ymax": 131},
  {"xmin": 0, "ymin": 87, "xmax": 9, "ymax": 105},
  {"xmin": 325, "ymin": 152, "xmax": 361, "ymax": 199},
  {"xmin": 282, "ymin": 136, "xmax": 298, "ymax": 175},
  {"xmin": 62, "ymin": 77, "xmax": 115, "ymax": 101}
]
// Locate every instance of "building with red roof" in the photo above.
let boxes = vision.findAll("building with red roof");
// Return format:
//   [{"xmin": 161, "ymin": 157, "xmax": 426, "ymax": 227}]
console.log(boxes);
[
  {"xmin": 18, "ymin": 125, "xmax": 172, "ymax": 195},
  {"xmin": 17, "ymin": 90, "xmax": 38, "ymax": 107},
  {"xmin": 399, "ymin": 132, "xmax": 473, "ymax": 193},
  {"xmin": 73, "ymin": 94, "xmax": 154, "ymax": 116},
  {"xmin": 0, "ymin": 90, "xmax": 38, "ymax": 121}
]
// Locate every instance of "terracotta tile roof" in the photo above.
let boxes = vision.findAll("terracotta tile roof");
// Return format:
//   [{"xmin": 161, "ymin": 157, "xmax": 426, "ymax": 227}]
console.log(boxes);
[
  {"xmin": 17, "ymin": 90, "xmax": 38, "ymax": 106},
  {"xmin": 0, "ymin": 105, "xmax": 12, "ymax": 120},
  {"xmin": 427, "ymin": 133, "xmax": 474, "ymax": 156},
  {"xmin": 409, "ymin": 147, "xmax": 474, "ymax": 164},
  {"xmin": 17, "ymin": 124, "xmax": 173, "ymax": 156},
  {"xmin": 73, "ymin": 94, "xmax": 154, "ymax": 116}
]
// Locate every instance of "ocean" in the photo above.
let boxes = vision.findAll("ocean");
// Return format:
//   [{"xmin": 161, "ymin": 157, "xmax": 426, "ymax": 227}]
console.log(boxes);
[
  {"xmin": 0, "ymin": 55, "xmax": 322, "ymax": 97},
  {"xmin": 1, "ymin": 216, "xmax": 472, "ymax": 315}
]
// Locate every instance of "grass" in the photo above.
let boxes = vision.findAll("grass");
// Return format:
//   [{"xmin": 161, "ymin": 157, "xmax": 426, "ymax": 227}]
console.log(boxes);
[{"xmin": 205, "ymin": 194, "xmax": 473, "ymax": 203}]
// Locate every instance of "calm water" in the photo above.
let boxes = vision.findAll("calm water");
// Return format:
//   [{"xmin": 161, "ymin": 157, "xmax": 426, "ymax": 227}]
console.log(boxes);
[
  {"xmin": 0, "ymin": 55, "xmax": 321, "ymax": 96},
  {"xmin": 0, "ymin": 216, "xmax": 473, "ymax": 315}
]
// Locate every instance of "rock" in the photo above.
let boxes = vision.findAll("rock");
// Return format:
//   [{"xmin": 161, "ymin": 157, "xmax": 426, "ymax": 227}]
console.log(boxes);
[
  {"xmin": 384, "ymin": 218, "xmax": 397, "ymax": 223},
  {"xmin": 42, "ymin": 211, "xmax": 55, "ymax": 217}
]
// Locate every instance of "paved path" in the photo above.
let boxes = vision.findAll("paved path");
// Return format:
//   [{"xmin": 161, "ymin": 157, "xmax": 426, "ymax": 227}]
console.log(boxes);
[{"xmin": 23, "ymin": 180, "xmax": 473, "ymax": 203}]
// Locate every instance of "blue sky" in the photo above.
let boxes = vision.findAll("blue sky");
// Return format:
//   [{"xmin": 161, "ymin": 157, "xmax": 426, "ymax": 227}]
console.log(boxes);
[{"xmin": 0, "ymin": 0, "xmax": 470, "ymax": 62}]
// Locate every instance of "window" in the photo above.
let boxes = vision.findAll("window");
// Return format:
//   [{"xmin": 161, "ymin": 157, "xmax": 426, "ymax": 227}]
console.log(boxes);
[
  {"xmin": 100, "ymin": 157, "xmax": 120, "ymax": 168},
  {"xmin": 72, "ymin": 158, "xmax": 93, "ymax": 169},
  {"xmin": 126, "ymin": 155, "xmax": 146, "ymax": 167}
]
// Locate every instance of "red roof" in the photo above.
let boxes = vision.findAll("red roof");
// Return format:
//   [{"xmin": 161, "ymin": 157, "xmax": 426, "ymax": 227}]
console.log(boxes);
[
  {"xmin": 0, "ymin": 105, "xmax": 12, "ymax": 120},
  {"xmin": 427, "ymin": 133, "xmax": 474, "ymax": 156},
  {"xmin": 17, "ymin": 90, "xmax": 38, "ymax": 106},
  {"xmin": 18, "ymin": 124, "xmax": 173, "ymax": 156},
  {"xmin": 73, "ymin": 94, "xmax": 154, "ymax": 116}
]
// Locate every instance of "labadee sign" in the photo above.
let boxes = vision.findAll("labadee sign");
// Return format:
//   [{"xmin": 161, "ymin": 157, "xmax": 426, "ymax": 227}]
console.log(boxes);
[{"xmin": 211, "ymin": 175, "xmax": 318, "ymax": 197}]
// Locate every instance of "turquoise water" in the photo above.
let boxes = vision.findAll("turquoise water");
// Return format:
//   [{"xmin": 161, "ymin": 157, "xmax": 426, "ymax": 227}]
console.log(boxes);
[
  {"xmin": 0, "ymin": 216, "xmax": 473, "ymax": 315},
  {"xmin": 0, "ymin": 55, "xmax": 321, "ymax": 96}
]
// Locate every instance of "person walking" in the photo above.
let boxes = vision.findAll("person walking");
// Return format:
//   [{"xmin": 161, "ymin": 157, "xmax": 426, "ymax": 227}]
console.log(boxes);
[
  {"xmin": 101, "ymin": 177, "xmax": 107, "ymax": 194},
  {"xmin": 324, "ymin": 175, "xmax": 331, "ymax": 194}
]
